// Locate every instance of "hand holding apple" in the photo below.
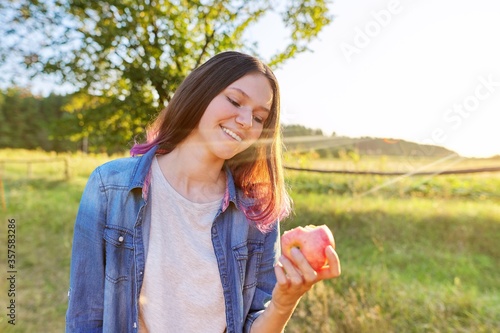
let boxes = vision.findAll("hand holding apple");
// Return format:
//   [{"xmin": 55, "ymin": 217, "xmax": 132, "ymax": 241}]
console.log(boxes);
[
  {"xmin": 271, "ymin": 224, "xmax": 340, "ymax": 324},
  {"xmin": 281, "ymin": 225, "xmax": 335, "ymax": 271}
]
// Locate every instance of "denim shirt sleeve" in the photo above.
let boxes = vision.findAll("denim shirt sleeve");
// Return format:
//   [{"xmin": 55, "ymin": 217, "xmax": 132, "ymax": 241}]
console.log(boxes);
[
  {"xmin": 66, "ymin": 168, "xmax": 107, "ymax": 332},
  {"xmin": 244, "ymin": 221, "xmax": 281, "ymax": 332}
]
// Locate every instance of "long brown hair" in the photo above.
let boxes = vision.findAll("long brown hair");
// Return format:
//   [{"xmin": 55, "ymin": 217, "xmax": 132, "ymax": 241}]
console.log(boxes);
[{"xmin": 132, "ymin": 51, "xmax": 291, "ymax": 230}]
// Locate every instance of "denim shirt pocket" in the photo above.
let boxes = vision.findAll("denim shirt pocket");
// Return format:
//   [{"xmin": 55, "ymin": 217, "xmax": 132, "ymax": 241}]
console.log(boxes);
[
  {"xmin": 232, "ymin": 240, "xmax": 264, "ymax": 290},
  {"xmin": 103, "ymin": 225, "xmax": 134, "ymax": 283}
]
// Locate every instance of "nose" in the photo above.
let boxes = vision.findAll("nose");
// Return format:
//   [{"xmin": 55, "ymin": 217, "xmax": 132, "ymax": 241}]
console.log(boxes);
[{"xmin": 235, "ymin": 107, "xmax": 252, "ymax": 129}]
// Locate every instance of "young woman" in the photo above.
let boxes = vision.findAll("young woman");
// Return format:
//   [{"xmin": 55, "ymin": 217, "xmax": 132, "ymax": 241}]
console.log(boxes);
[{"xmin": 66, "ymin": 51, "xmax": 341, "ymax": 333}]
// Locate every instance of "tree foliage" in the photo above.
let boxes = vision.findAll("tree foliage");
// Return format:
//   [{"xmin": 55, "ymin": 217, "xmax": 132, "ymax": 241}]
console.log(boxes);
[
  {"xmin": 1, "ymin": 0, "xmax": 332, "ymax": 152},
  {"xmin": 0, "ymin": 88, "xmax": 77, "ymax": 151},
  {"xmin": 282, "ymin": 124, "xmax": 324, "ymax": 137}
]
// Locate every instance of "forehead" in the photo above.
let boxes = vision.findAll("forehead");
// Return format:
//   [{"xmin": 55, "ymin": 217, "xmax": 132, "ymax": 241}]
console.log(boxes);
[{"xmin": 226, "ymin": 74, "xmax": 273, "ymax": 110}]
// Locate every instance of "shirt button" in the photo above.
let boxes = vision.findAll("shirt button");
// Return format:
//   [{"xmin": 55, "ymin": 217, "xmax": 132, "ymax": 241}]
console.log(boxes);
[{"xmin": 118, "ymin": 236, "xmax": 124, "ymax": 242}]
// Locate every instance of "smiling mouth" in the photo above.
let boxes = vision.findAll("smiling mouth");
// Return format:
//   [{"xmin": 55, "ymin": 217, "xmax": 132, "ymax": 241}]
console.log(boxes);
[{"xmin": 221, "ymin": 126, "xmax": 243, "ymax": 142}]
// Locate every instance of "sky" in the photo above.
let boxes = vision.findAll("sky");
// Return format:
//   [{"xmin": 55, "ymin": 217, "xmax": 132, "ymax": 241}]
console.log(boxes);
[
  {"xmin": 252, "ymin": 0, "xmax": 500, "ymax": 158},
  {"xmin": 6, "ymin": 0, "xmax": 500, "ymax": 158}
]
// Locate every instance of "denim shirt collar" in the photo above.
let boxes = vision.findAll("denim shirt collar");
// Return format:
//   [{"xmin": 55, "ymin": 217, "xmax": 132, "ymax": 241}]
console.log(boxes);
[{"xmin": 127, "ymin": 145, "xmax": 159, "ymax": 193}]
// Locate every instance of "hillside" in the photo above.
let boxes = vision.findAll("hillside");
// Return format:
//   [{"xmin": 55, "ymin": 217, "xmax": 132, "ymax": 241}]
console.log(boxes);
[{"xmin": 283, "ymin": 135, "xmax": 458, "ymax": 158}]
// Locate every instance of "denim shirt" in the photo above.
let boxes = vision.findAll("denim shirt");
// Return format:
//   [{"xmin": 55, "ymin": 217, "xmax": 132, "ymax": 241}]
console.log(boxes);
[{"xmin": 66, "ymin": 146, "xmax": 280, "ymax": 333}]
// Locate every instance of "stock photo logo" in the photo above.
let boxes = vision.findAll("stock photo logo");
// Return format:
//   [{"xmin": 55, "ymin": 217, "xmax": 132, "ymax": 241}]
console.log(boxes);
[
  {"xmin": 399, "ymin": 73, "xmax": 499, "ymax": 168},
  {"xmin": 339, "ymin": 0, "xmax": 403, "ymax": 63},
  {"xmin": 419, "ymin": 74, "xmax": 499, "ymax": 150}
]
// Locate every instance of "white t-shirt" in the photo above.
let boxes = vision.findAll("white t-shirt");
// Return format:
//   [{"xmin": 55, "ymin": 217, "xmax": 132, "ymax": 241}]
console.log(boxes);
[{"xmin": 138, "ymin": 157, "xmax": 226, "ymax": 332}]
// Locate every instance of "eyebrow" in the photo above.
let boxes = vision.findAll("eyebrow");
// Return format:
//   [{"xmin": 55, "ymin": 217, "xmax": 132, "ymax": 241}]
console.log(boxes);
[{"xmin": 228, "ymin": 87, "xmax": 271, "ymax": 113}]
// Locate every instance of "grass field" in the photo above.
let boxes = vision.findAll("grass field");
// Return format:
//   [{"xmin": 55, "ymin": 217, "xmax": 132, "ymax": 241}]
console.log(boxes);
[{"xmin": 0, "ymin": 149, "xmax": 499, "ymax": 332}]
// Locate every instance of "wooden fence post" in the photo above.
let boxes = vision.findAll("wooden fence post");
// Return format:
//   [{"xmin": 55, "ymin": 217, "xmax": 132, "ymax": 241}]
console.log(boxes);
[
  {"xmin": 64, "ymin": 158, "xmax": 70, "ymax": 180},
  {"xmin": 0, "ymin": 162, "xmax": 5, "ymax": 210}
]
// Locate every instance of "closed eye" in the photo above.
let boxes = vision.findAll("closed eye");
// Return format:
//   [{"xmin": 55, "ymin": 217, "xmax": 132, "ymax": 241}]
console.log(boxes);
[
  {"xmin": 253, "ymin": 116, "xmax": 264, "ymax": 124},
  {"xmin": 227, "ymin": 95, "xmax": 267, "ymax": 125},
  {"xmin": 227, "ymin": 96, "xmax": 240, "ymax": 108}
]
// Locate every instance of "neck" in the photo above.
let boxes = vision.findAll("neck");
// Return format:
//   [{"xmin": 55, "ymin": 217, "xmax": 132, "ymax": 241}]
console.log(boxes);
[{"xmin": 156, "ymin": 143, "xmax": 226, "ymax": 203}]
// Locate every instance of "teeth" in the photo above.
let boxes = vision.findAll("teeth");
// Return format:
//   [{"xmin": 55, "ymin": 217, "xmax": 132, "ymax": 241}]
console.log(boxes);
[{"xmin": 221, "ymin": 126, "xmax": 242, "ymax": 142}]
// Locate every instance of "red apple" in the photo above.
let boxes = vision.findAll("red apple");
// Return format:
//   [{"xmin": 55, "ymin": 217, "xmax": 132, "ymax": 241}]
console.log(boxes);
[{"xmin": 281, "ymin": 225, "xmax": 335, "ymax": 271}]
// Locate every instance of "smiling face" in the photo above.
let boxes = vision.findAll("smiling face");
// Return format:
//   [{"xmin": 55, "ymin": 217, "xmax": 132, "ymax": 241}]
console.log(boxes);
[{"xmin": 186, "ymin": 73, "xmax": 273, "ymax": 162}]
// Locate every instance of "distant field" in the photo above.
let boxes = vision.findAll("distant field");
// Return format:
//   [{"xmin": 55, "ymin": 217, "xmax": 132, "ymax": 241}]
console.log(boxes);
[
  {"xmin": 285, "ymin": 150, "xmax": 500, "ymax": 172},
  {"xmin": 0, "ymin": 149, "xmax": 499, "ymax": 332}
]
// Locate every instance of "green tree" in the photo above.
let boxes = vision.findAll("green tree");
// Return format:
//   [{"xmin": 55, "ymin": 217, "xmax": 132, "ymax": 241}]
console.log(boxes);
[
  {"xmin": 1, "ymin": 0, "xmax": 332, "ymax": 152},
  {"xmin": 282, "ymin": 124, "xmax": 324, "ymax": 137},
  {"xmin": 41, "ymin": 93, "xmax": 77, "ymax": 151},
  {"xmin": 0, "ymin": 88, "xmax": 41, "ymax": 149},
  {"xmin": 0, "ymin": 91, "xmax": 8, "ymax": 147},
  {"xmin": 0, "ymin": 88, "xmax": 76, "ymax": 151}
]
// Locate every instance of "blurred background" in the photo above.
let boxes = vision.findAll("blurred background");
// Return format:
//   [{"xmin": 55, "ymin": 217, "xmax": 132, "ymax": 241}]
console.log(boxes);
[{"xmin": 1, "ymin": 0, "xmax": 499, "ymax": 332}]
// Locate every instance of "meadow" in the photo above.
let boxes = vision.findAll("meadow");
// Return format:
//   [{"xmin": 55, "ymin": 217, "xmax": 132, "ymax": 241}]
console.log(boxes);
[{"xmin": 0, "ymin": 149, "xmax": 499, "ymax": 332}]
